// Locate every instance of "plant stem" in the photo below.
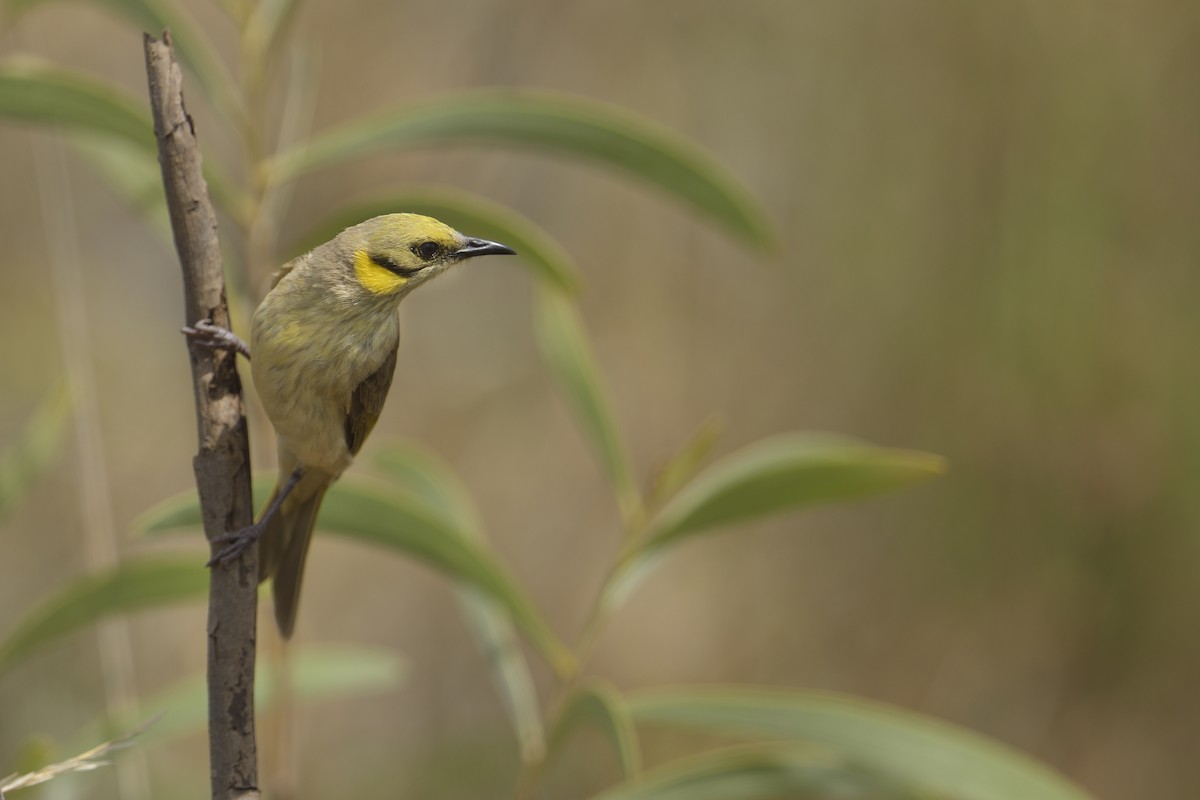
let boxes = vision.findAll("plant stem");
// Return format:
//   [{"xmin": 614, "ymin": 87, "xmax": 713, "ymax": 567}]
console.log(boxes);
[{"xmin": 144, "ymin": 31, "xmax": 259, "ymax": 800}]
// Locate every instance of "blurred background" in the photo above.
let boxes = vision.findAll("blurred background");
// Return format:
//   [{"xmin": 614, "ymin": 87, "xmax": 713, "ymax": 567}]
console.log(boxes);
[{"xmin": 1, "ymin": 1, "xmax": 1198, "ymax": 798}]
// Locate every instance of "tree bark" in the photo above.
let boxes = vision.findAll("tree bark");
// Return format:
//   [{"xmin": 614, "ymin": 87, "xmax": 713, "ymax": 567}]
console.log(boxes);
[{"xmin": 143, "ymin": 31, "xmax": 260, "ymax": 800}]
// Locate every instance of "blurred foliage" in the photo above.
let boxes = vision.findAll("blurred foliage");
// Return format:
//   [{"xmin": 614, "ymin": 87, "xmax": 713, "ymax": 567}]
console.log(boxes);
[
  {"xmin": 0, "ymin": 0, "xmax": 1182, "ymax": 798},
  {"xmin": 0, "ymin": 380, "xmax": 69, "ymax": 522}
]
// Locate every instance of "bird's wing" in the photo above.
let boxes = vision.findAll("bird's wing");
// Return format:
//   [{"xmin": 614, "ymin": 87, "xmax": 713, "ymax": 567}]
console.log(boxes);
[{"xmin": 344, "ymin": 342, "xmax": 399, "ymax": 455}]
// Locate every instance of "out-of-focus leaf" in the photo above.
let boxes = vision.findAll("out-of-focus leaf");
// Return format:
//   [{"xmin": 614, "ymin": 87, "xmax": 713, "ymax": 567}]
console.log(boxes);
[
  {"xmin": 288, "ymin": 187, "xmax": 579, "ymax": 292},
  {"xmin": 374, "ymin": 442, "xmax": 546, "ymax": 762},
  {"xmin": 0, "ymin": 381, "xmax": 70, "ymax": 520},
  {"xmin": 244, "ymin": 0, "xmax": 303, "ymax": 65},
  {"xmin": 0, "ymin": 558, "xmax": 207, "ymax": 674},
  {"xmin": 265, "ymin": 89, "xmax": 773, "ymax": 250},
  {"xmin": 587, "ymin": 743, "xmax": 917, "ymax": 800},
  {"xmin": 0, "ymin": 61, "xmax": 153, "ymax": 149},
  {"xmin": 645, "ymin": 416, "xmax": 724, "ymax": 512},
  {"xmin": 3, "ymin": 0, "xmax": 240, "ymax": 124},
  {"xmin": 68, "ymin": 136, "xmax": 171, "ymax": 241},
  {"xmin": 136, "ymin": 477, "xmax": 573, "ymax": 676},
  {"xmin": 534, "ymin": 287, "xmax": 640, "ymax": 521},
  {"xmin": 68, "ymin": 128, "xmax": 243, "ymax": 224},
  {"xmin": 627, "ymin": 687, "xmax": 1095, "ymax": 800},
  {"xmin": 116, "ymin": 644, "xmax": 407, "ymax": 744},
  {"xmin": 550, "ymin": 679, "xmax": 640, "ymax": 780},
  {"xmin": 644, "ymin": 433, "xmax": 945, "ymax": 552}
]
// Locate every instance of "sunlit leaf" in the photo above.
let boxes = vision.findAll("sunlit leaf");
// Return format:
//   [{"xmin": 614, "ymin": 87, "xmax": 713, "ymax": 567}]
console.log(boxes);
[
  {"xmin": 3, "ymin": 0, "xmax": 241, "ymax": 124},
  {"xmin": 137, "ymin": 477, "xmax": 573, "ymax": 676},
  {"xmin": 645, "ymin": 433, "xmax": 945, "ymax": 551},
  {"xmin": 627, "ymin": 687, "xmax": 1095, "ymax": 800},
  {"xmin": 0, "ymin": 61, "xmax": 153, "ymax": 150},
  {"xmin": 550, "ymin": 679, "xmax": 640, "ymax": 780},
  {"xmin": 587, "ymin": 743, "xmax": 918, "ymax": 800},
  {"xmin": 534, "ymin": 286, "xmax": 640, "ymax": 521},
  {"xmin": 265, "ymin": 89, "xmax": 772, "ymax": 250},
  {"xmin": 374, "ymin": 442, "xmax": 546, "ymax": 762},
  {"xmin": 0, "ymin": 380, "xmax": 70, "ymax": 520},
  {"xmin": 114, "ymin": 644, "xmax": 408, "ymax": 744},
  {"xmin": 288, "ymin": 187, "xmax": 579, "ymax": 292},
  {"xmin": 0, "ymin": 558, "xmax": 208, "ymax": 673}
]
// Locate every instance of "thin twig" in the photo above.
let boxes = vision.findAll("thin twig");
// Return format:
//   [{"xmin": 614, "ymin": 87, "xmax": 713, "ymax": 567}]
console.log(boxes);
[{"xmin": 143, "ymin": 30, "xmax": 260, "ymax": 800}]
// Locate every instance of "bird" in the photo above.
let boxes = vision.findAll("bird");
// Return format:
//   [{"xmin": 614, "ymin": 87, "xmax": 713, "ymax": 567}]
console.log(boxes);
[{"xmin": 184, "ymin": 213, "xmax": 515, "ymax": 637}]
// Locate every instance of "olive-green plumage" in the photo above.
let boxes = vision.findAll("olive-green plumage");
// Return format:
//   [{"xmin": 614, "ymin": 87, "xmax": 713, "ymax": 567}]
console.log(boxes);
[{"xmin": 251, "ymin": 213, "xmax": 514, "ymax": 636}]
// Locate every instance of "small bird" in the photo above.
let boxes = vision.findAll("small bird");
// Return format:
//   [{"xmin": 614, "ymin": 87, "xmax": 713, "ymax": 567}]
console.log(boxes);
[{"xmin": 186, "ymin": 213, "xmax": 515, "ymax": 636}]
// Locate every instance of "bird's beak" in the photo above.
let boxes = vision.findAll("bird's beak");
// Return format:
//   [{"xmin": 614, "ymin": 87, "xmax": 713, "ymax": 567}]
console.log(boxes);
[{"xmin": 455, "ymin": 237, "xmax": 517, "ymax": 259}]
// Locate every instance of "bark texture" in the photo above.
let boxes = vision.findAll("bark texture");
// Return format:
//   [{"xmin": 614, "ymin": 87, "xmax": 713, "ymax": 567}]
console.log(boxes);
[{"xmin": 143, "ymin": 31, "xmax": 260, "ymax": 800}]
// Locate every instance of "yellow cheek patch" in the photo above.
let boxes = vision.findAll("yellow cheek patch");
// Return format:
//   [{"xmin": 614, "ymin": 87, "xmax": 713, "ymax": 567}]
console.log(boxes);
[{"xmin": 354, "ymin": 249, "xmax": 408, "ymax": 295}]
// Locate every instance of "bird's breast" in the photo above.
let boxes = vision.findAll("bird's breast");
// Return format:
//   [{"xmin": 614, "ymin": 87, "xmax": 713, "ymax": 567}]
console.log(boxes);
[{"xmin": 251, "ymin": 293, "xmax": 399, "ymax": 474}]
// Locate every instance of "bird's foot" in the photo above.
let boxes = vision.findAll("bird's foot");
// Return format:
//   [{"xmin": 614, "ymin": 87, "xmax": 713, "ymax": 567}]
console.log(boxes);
[
  {"xmin": 183, "ymin": 319, "xmax": 251, "ymax": 359},
  {"xmin": 206, "ymin": 522, "xmax": 265, "ymax": 567}
]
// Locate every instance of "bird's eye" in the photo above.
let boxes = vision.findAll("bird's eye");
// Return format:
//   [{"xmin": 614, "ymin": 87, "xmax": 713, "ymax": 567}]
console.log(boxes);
[{"xmin": 413, "ymin": 241, "xmax": 441, "ymax": 261}]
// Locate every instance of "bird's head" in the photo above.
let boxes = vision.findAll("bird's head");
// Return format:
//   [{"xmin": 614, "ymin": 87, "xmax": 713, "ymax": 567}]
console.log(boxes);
[{"xmin": 340, "ymin": 213, "xmax": 515, "ymax": 299}]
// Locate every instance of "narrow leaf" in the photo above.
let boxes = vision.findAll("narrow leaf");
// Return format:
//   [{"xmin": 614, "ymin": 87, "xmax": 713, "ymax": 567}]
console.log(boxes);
[
  {"xmin": 71, "ymin": 134, "xmax": 243, "ymax": 226},
  {"xmin": 288, "ymin": 187, "xmax": 579, "ymax": 292},
  {"xmin": 0, "ymin": 61, "xmax": 153, "ymax": 150},
  {"xmin": 645, "ymin": 416, "xmax": 724, "ymax": 513},
  {"xmin": 374, "ymin": 442, "xmax": 546, "ymax": 762},
  {"xmin": 534, "ymin": 286, "xmax": 640, "ymax": 520},
  {"xmin": 265, "ymin": 89, "xmax": 772, "ymax": 250},
  {"xmin": 587, "ymin": 743, "xmax": 917, "ymax": 800},
  {"xmin": 550, "ymin": 679, "xmax": 641, "ymax": 780},
  {"xmin": 0, "ymin": 558, "xmax": 208, "ymax": 673},
  {"xmin": 4, "ymin": 0, "xmax": 241, "ymax": 125},
  {"xmin": 68, "ymin": 136, "xmax": 170, "ymax": 240},
  {"xmin": 646, "ymin": 433, "xmax": 945, "ymax": 551},
  {"xmin": 627, "ymin": 687, "xmax": 1095, "ymax": 800},
  {"xmin": 0, "ymin": 380, "xmax": 70, "ymax": 520},
  {"xmin": 116, "ymin": 644, "xmax": 408, "ymax": 744},
  {"xmin": 136, "ymin": 477, "xmax": 573, "ymax": 675}
]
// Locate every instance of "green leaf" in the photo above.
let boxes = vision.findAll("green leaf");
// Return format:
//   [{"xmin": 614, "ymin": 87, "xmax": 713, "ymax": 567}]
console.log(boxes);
[
  {"xmin": 550, "ymin": 679, "xmax": 641, "ymax": 781},
  {"xmin": 645, "ymin": 433, "xmax": 945, "ymax": 551},
  {"xmin": 244, "ymin": 0, "xmax": 303, "ymax": 65},
  {"xmin": 0, "ymin": 61, "xmax": 153, "ymax": 150},
  {"xmin": 70, "ymin": 133, "xmax": 243, "ymax": 229},
  {"xmin": 0, "ymin": 380, "xmax": 70, "ymax": 521},
  {"xmin": 374, "ymin": 442, "xmax": 546, "ymax": 762},
  {"xmin": 587, "ymin": 743, "xmax": 918, "ymax": 800},
  {"xmin": 645, "ymin": 416, "xmax": 724, "ymax": 513},
  {"xmin": 68, "ymin": 136, "xmax": 172, "ymax": 242},
  {"xmin": 121, "ymin": 644, "xmax": 408, "ymax": 744},
  {"xmin": 4, "ymin": 0, "xmax": 241, "ymax": 125},
  {"xmin": 534, "ymin": 287, "xmax": 640, "ymax": 521},
  {"xmin": 265, "ymin": 89, "xmax": 772, "ymax": 250},
  {"xmin": 137, "ymin": 476, "xmax": 574, "ymax": 676},
  {"xmin": 287, "ymin": 187, "xmax": 579, "ymax": 292},
  {"xmin": 0, "ymin": 558, "xmax": 208, "ymax": 673},
  {"xmin": 627, "ymin": 687, "xmax": 1095, "ymax": 800}
]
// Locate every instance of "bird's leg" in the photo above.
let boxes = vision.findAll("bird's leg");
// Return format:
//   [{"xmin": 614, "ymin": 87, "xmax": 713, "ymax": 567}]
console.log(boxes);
[
  {"xmin": 207, "ymin": 467, "xmax": 304, "ymax": 567},
  {"xmin": 182, "ymin": 319, "xmax": 251, "ymax": 360}
]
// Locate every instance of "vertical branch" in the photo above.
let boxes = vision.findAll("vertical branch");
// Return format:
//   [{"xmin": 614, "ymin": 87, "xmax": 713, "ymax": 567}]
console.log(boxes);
[{"xmin": 143, "ymin": 31, "xmax": 260, "ymax": 800}]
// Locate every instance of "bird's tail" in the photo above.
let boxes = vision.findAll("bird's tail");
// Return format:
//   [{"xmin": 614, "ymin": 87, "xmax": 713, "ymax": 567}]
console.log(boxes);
[{"xmin": 258, "ymin": 473, "xmax": 329, "ymax": 638}]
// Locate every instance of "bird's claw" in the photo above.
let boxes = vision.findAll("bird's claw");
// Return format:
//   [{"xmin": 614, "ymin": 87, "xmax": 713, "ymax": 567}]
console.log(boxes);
[
  {"xmin": 183, "ymin": 320, "xmax": 251, "ymax": 359},
  {"xmin": 206, "ymin": 523, "xmax": 264, "ymax": 567}
]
